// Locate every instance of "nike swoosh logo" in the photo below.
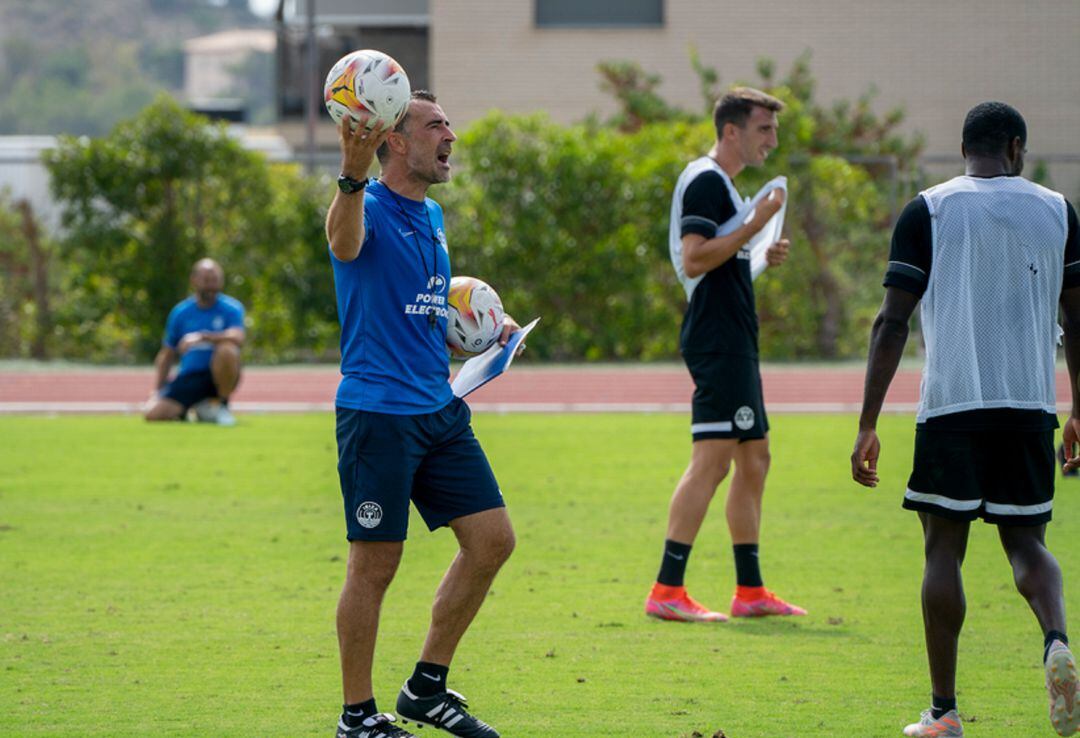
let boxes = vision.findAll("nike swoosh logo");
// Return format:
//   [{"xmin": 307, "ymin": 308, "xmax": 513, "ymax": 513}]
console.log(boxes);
[
  {"xmin": 421, "ymin": 672, "xmax": 442, "ymax": 682},
  {"xmin": 400, "ymin": 230, "xmax": 415, "ymax": 237},
  {"xmin": 666, "ymin": 553, "xmax": 685, "ymax": 560}
]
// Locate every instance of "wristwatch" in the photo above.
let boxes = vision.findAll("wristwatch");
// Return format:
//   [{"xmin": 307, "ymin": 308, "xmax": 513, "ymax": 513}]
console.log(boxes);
[{"xmin": 337, "ymin": 174, "xmax": 368, "ymax": 194}]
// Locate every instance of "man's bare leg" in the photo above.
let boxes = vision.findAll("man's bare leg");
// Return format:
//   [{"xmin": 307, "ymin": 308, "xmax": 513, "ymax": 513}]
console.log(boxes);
[
  {"xmin": 210, "ymin": 342, "xmax": 242, "ymax": 399},
  {"xmin": 666, "ymin": 439, "xmax": 739, "ymax": 543},
  {"xmin": 646, "ymin": 439, "xmax": 739, "ymax": 622},
  {"xmin": 338, "ymin": 540, "xmax": 404, "ymax": 704},
  {"xmin": 417, "ymin": 507, "xmax": 515, "ymax": 666},
  {"xmin": 726, "ymin": 438, "xmax": 769, "ymax": 544},
  {"xmin": 144, "ymin": 397, "xmax": 185, "ymax": 421}
]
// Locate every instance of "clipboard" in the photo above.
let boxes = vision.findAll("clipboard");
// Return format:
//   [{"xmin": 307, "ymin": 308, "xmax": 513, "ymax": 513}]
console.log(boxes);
[{"xmin": 451, "ymin": 317, "xmax": 541, "ymax": 398}]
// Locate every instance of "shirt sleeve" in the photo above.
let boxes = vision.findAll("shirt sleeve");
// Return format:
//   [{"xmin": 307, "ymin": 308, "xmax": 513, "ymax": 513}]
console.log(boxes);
[
  {"xmin": 680, "ymin": 171, "xmax": 738, "ymax": 239},
  {"xmin": 226, "ymin": 302, "xmax": 246, "ymax": 330},
  {"xmin": 362, "ymin": 208, "xmax": 374, "ymax": 247},
  {"xmin": 1063, "ymin": 200, "xmax": 1080, "ymax": 290},
  {"xmin": 883, "ymin": 196, "xmax": 932, "ymax": 296},
  {"xmin": 163, "ymin": 305, "xmax": 182, "ymax": 348}
]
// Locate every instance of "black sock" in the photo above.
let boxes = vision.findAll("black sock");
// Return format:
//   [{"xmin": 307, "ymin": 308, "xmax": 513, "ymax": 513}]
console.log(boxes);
[
  {"xmin": 1045, "ymin": 630, "xmax": 1070, "ymax": 663},
  {"xmin": 930, "ymin": 695, "xmax": 956, "ymax": 719},
  {"xmin": 656, "ymin": 539, "xmax": 692, "ymax": 587},
  {"xmin": 407, "ymin": 661, "xmax": 449, "ymax": 698},
  {"xmin": 733, "ymin": 543, "xmax": 763, "ymax": 588},
  {"xmin": 342, "ymin": 698, "xmax": 377, "ymax": 728}
]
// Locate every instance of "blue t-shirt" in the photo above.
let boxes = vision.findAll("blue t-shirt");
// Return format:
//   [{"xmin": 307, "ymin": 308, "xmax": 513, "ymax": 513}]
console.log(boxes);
[
  {"xmin": 163, "ymin": 294, "xmax": 246, "ymax": 376},
  {"xmin": 331, "ymin": 180, "xmax": 454, "ymax": 414}
]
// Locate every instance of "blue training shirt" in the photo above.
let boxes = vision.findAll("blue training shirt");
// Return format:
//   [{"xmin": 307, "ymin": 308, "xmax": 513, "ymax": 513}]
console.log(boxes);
[
  {"xmin": 163, "ymin": 294, "xmax": 246, "ymax": 376},
  {"xmin": 331, "ymin": 179, "xmax": 454, "ymax": 415}
]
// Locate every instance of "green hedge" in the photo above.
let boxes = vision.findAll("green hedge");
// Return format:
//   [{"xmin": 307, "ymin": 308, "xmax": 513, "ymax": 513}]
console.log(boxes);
[{"xmin": 3, "ymin": 56, "xmax": 922, "ymax": 363}]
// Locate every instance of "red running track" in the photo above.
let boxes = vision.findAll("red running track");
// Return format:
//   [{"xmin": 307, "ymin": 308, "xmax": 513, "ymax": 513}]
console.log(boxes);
[{"xmin": 0, "ymin": 364, "xmax": 1071, "ymax": 413}]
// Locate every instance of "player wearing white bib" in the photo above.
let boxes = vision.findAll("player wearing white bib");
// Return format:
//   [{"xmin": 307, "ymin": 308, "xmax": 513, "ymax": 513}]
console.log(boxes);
[
  {"xmin": 852, "ymin": 101, "xmax": 1080, "ymax": 737},
  {"xmin": 646, "ymin": 88, "xmax": 804, "ymax": 623}
]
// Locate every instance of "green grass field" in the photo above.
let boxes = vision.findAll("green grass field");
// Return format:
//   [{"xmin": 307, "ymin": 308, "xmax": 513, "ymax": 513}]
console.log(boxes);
[{"xmin": 2, "ymin": 413, "xmax": 1077, "ymax": 737}]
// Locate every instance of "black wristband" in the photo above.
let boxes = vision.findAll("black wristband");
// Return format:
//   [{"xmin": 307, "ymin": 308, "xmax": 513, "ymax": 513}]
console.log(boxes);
[{"xmin": 337, "ymin": 174, "xmax": 368, "ymax": 194}]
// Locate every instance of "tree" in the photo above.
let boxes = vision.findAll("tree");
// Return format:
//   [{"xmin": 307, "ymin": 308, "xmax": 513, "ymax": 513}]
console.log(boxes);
[
  {"xmin": 442, "ymin": 53, "xmax": 923, "ymax": 360},
  {"xmin": 43, "ymin": 95, "xmax": 336, "ymax": 361},
  {"xmin": 0, "ymin": 194, "xmax": 54, "ymax": 358}
]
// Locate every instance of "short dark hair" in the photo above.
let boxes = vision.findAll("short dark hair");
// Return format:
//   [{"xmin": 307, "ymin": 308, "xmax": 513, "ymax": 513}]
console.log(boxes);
[
  {"xmin": 713, "ymin": 87, "xmax": 784, "ymax": 139},
  {"xmin": 376, "ymin": 89, "xmax": 438, "ymax": 163},
  {"xmin": 962, "ymin": 101, "xmax": 1026, "ymax": 158}
]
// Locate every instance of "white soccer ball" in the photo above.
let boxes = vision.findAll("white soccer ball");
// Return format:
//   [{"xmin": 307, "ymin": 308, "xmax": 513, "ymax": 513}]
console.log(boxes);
[
  {"xmin": 323, "ymin": 49, "xmax": 411, "ymax": 130},
  {"xmin": 447, "ymin": 277, "xmax": 505, "ymax": 357}
]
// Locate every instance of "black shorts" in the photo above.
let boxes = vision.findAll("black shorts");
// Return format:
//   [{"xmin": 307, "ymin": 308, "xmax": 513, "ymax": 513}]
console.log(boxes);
[
  {"xmin": 335, "ymin": 396, "xmax": 505, "ymax": 542},
  {"xmin": 683, "ymin": 352, "xmax": 768, "ymax": 441},
  {"xmin": 161, "ymin": 370, "xmax": 219, "ymax": 411},
  {"xmin": 903, "ymin": 428, "xmax": 1055, "ymax": 525}
]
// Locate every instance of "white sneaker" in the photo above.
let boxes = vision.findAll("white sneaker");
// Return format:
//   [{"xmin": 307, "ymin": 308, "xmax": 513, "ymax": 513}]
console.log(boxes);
[
  {"xmin": 215, "ymin": 406, "xmax": 237, "ymax": 427},
  {"xmin": 191, "ymin": 399, "xmax": 220, "ymax": 423},
  {"xmin": 1047, "ymin": 640, "xmax": 1080, "ymax": 735},
  {"xmin": 903, "ymin": 708, "xmax": 963, "ymax": 737}
]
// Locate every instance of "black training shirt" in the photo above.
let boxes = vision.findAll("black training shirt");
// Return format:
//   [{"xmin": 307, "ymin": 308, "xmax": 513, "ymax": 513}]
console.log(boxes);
[{"xmin": 678, "ymin": 170, "xmax": 757, "ymax": 357}]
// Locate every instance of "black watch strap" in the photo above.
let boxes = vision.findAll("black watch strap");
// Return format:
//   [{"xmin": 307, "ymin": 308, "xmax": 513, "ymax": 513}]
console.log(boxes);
[{"xmin": 337, "ymin": 174, "xmax": 368, "ymax": 194}]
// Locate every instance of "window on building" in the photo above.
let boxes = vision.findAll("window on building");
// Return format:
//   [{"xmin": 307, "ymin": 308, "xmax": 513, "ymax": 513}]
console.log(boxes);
[
  {"xmin": 277, "ymin": 25, "xmax": 429, "ymax": 119},
  {"xmin": 535, "ymin": 0, "xmax": 663, "ymax": 28}
]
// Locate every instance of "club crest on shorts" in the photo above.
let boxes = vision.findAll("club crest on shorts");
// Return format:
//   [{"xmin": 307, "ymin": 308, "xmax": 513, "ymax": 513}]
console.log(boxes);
[
  {"xmin": 734, "ymin": 406, "xmax": 755, "ymax": 430},
  {"xmin": 356, "ymin": 501, "xmax": 383, "ymax": 529}
]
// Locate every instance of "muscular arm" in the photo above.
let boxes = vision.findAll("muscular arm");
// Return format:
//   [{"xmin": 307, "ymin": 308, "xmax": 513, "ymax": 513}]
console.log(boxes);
[
  {"xmin": 1062, "ymin": 287, "xmax": 1080, "ymax": 415},
  {"xmin": 153, "ymin": 346, "xmax": 177, "ymax": 390},
  {"xmin": 681, "ymin": 224, "xmax": 758, "ymax": 279},
  {"xmin": 200, "ymin": 328, "xmax": 245, "ymax": 347},
  {"xmin": 858, "ymin": 287, "xmax": 920, "ymax": 431},
  {"xmin": 682, "ymin": 188, "xmax": 784, "ymax": 279},
  {"xmin": 176, "ymin": 327, "xmax": 246, "ymax": 356},
  {"xmin": 1060, "ymin": 201, "xmax": 1080, "ymax": 469},
  {"xmin": 326, "ymin": 189, "xmax": 368, "ymax": 263},
  {"xmin": 325, "ymin": 121, "xmax": 391, "ymax": 263},
  {"xmin": 851, "ymin": 287, "xmax": 920, "ymax": 487}
]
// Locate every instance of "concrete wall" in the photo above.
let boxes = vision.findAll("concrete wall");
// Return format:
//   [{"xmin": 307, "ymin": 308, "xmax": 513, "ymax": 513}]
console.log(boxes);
[{"xmin": 431, "ymin": 0, "xmax": 1080, "ymax": 195}]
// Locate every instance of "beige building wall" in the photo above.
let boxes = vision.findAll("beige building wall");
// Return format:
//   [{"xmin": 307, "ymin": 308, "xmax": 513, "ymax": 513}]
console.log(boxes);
[
  {"xmin": 184, "ymin": 29, "xmax": 276, "ymax": 101},
  {"xmin": 431, "ymin": 0, "xmax": 1080, "ymax": 193}
]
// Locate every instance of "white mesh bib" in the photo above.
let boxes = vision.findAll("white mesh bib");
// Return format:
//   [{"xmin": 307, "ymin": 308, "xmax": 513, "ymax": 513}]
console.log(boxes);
[
  {"xmin": 917, "ymin": 175, "xmax": 1068, "ymax": 421},
  {"xmin": 669, "ymin": 158, "xmax": 744, "ymax": 300}
]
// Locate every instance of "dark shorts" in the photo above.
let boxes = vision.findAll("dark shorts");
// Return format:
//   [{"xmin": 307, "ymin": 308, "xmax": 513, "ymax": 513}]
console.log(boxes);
[
  {"xmin": 161, "ymin": 370, "xmax": 219, "ymax": 411},
  {"xmin": 903, "ymin": 428, "xmax": 1055, "ymax": 525},
  {"xmin": 336, "ymin": 396, "xmax": 505, "ymax": 541},
  {"xmin": 683, "ymin": 352, "xmax": 769, "ymax": 442}
]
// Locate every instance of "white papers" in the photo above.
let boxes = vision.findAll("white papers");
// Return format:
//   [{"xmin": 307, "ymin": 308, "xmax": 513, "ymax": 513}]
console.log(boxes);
[
  {"xmin": 742, "ymin": 176, "xmax": 788, "ymax": 280},
  {"xmin": 451, "ymin": 318, "xmax": 541, "ymax": 399}
]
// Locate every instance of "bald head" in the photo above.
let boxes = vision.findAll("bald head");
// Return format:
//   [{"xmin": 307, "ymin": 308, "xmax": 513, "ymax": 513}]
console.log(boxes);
[{"xmin": 191, "ymin": 258, "xmax": 224, "ymax": 306}]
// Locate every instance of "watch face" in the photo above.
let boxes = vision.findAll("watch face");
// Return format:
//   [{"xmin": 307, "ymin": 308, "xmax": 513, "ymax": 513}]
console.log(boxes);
[{"xmin": 338, "ymin": 176, "xmax": 364, "ymax": 193}]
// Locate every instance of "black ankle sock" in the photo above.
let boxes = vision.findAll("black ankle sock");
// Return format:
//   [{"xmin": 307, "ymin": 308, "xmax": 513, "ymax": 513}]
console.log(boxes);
[
  {"xmin": 407, "ymin": 661, "xmax": 449, "ymax": 698},
  {"xmin": 930, "ymin": 695, "xmax": 956, "ymax": 719},
  {"xmin": 733, "ymin": 543, "xmax": 763, "ymax": 587},
  {"xmin": 933, "ymin": 695, "xmax": 959, "ymax": 717},
  {"xmin": 342, "ymin": 698, "xmax": 377, "ymax": 728},
  {"xmin": 656, "ymin": 539, "xmax": 692, "ymax": 587},
  {"xmin": 1045, "ymin": 630, "xmax": 1070, "ymax": 663}
]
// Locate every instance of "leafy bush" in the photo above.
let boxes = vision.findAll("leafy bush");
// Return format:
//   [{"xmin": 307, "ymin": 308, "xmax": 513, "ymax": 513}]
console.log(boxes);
[
  {"xmin": 443, "ymin": 53, "xmax": 922, "ymax": 360},
  {"xmin": 13, "ymin": 54, "xmax": 923, "ymax": 364},
  {"xmin": 43, "ymin": 95, "xmax": 338, "ymax": 362}
]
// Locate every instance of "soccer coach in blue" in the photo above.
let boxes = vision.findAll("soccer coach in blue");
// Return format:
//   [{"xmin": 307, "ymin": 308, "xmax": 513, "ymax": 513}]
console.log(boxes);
[{"xmin": 325, "ymin": 91, "xmax": 519, "ymax": 738}]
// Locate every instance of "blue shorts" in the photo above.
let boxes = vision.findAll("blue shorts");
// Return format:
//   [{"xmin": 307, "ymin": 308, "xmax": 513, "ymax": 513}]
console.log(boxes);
[
  {"xmin": 336, "ymin": 396, "xmax": 504, "ymax": 541},
  {"xmin": 162, "ymin": 370, "xmax": 219, "ymax": 411}
]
